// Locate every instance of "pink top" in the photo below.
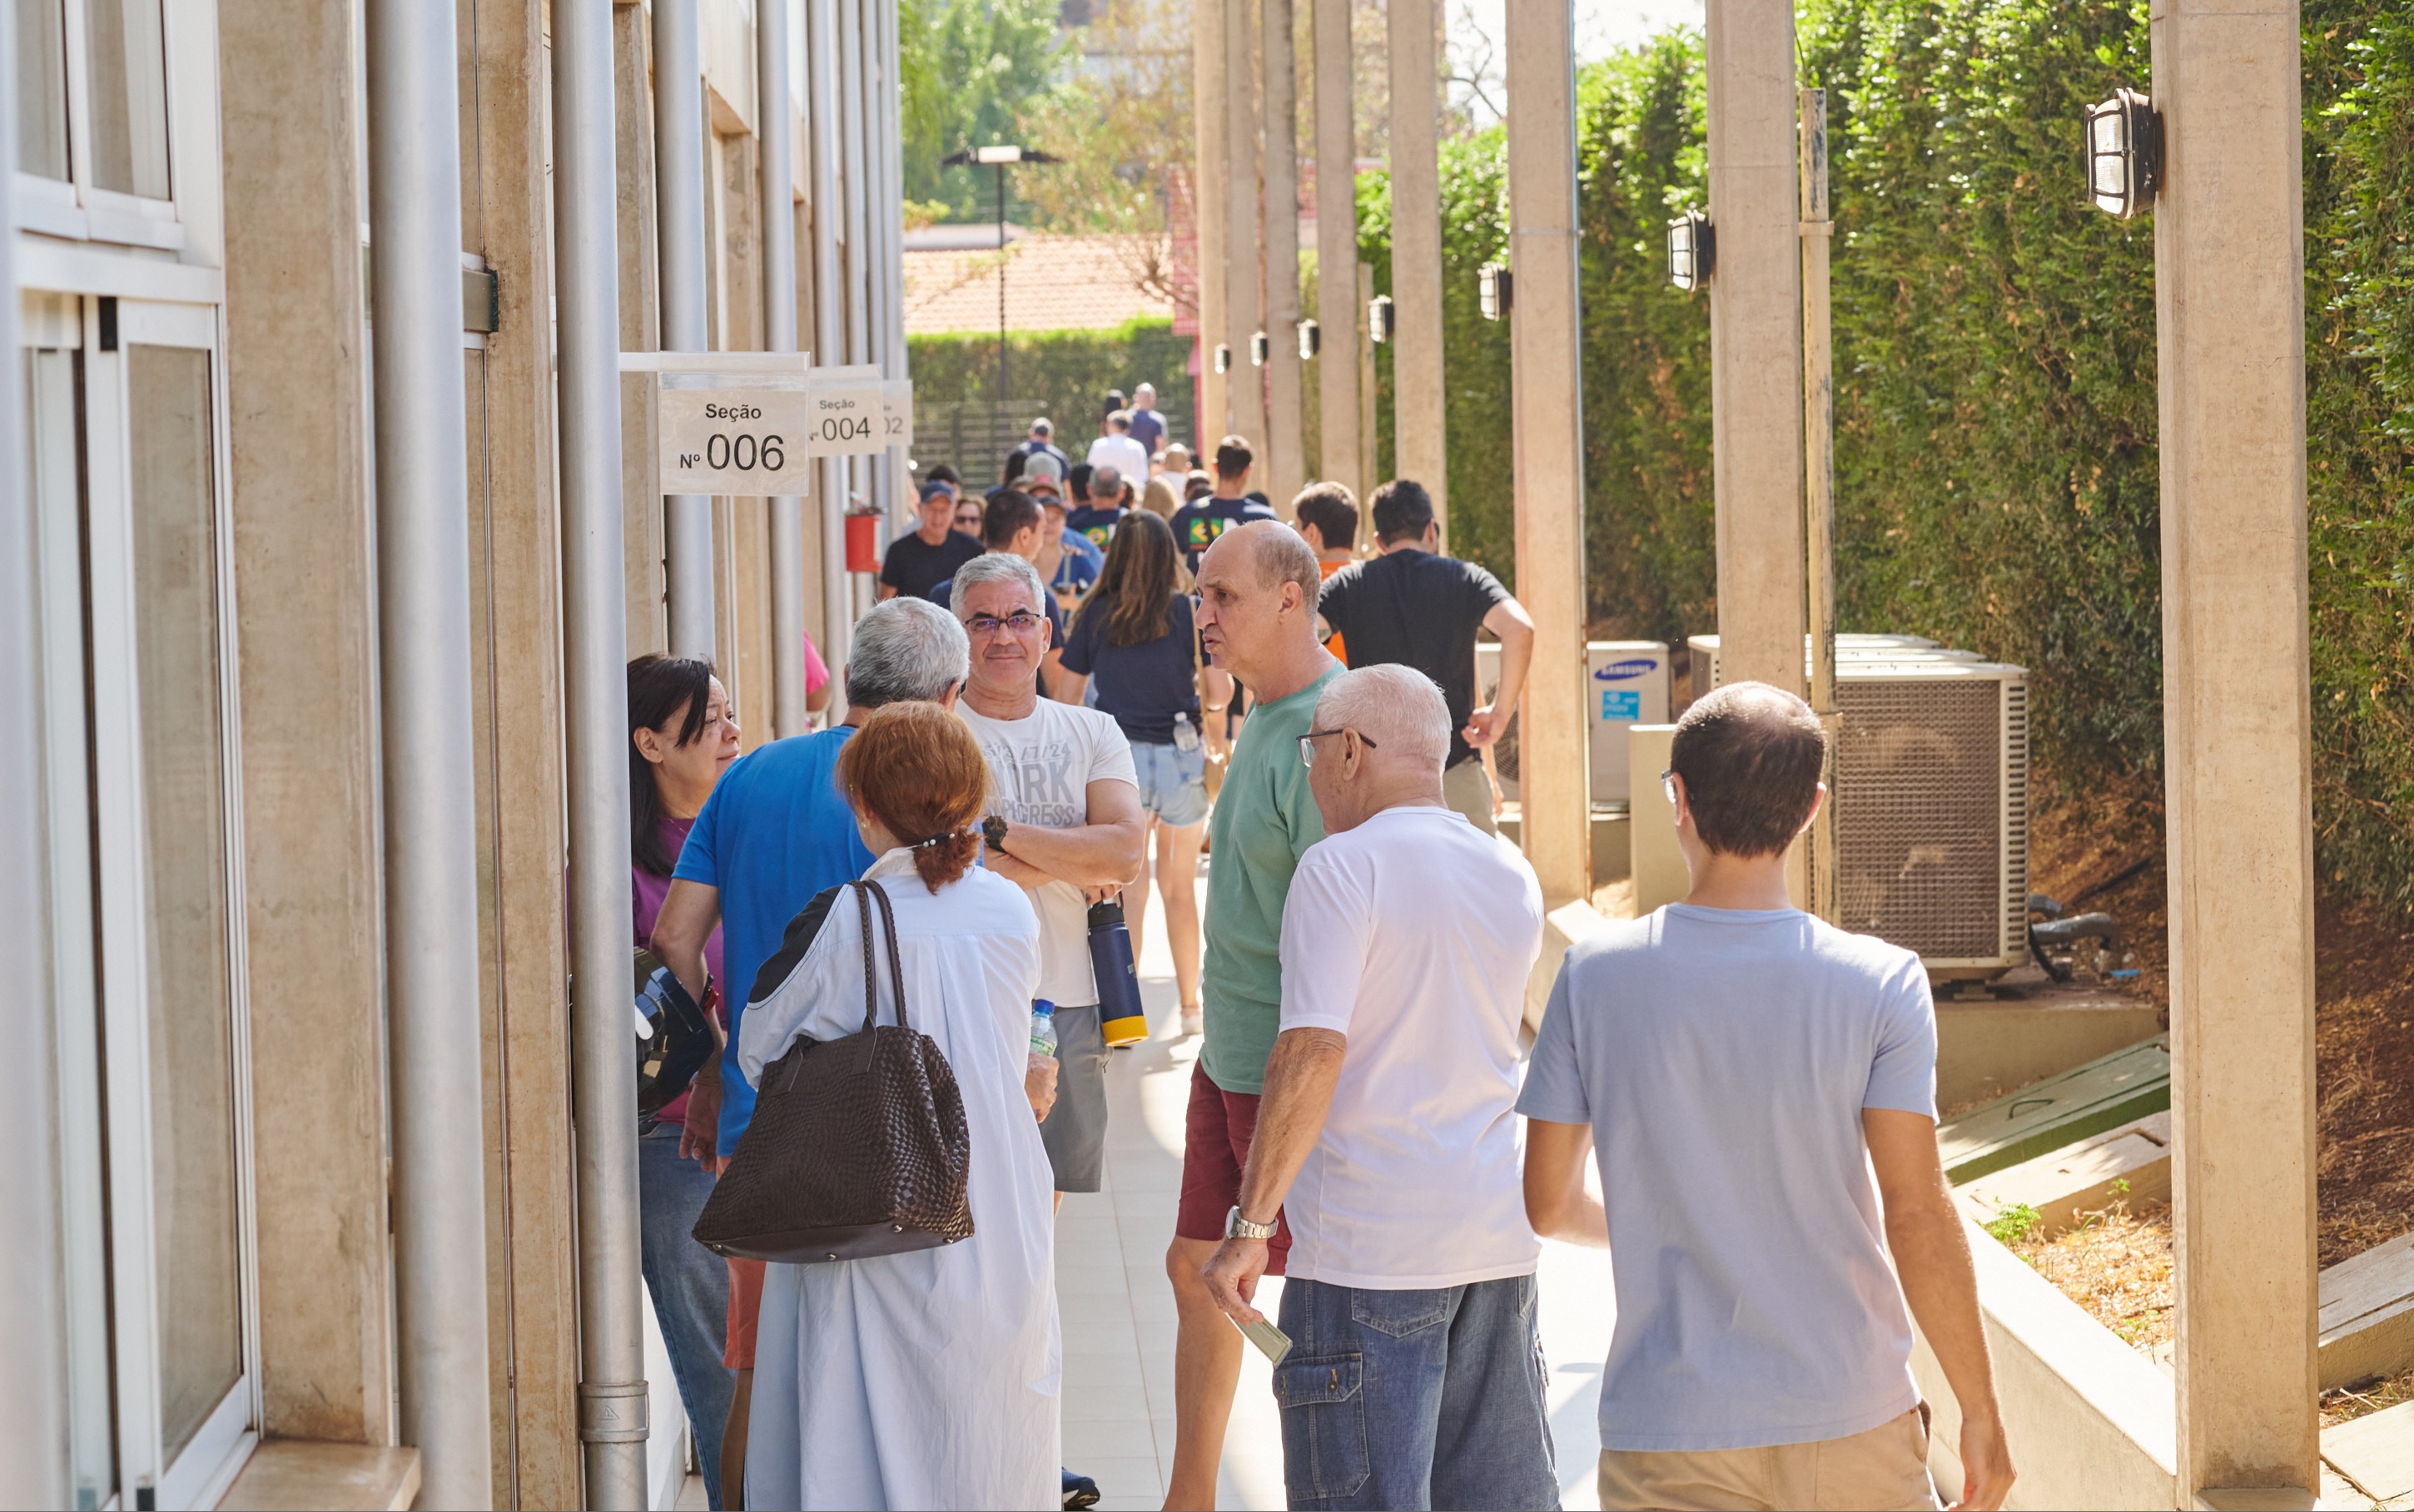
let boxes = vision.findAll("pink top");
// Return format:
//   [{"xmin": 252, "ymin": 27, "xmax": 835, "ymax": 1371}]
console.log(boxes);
[
  {"xmin": 634, "ymin": 814, "xmax": 724, "ymax": 1127},
  {"xmin": 804, "ymin": 631, "xmax": 830, "ymax": 694}
]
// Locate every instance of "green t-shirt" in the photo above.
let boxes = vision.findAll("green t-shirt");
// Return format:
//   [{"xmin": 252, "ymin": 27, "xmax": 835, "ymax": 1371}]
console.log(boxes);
[{"xmin": 1200, "ymin": 663, "xmax": 1339, "ymax": 1093}]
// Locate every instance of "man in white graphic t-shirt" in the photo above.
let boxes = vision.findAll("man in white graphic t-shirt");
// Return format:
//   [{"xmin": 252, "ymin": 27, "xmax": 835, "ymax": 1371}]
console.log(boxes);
[
  {"xmin": 951, "ymin": 549, "xmax": 1145, "ymax": 1202},
  {"xmin": 1199, "ymin": 662, "xmax": 1555, "ymax": 1511}
]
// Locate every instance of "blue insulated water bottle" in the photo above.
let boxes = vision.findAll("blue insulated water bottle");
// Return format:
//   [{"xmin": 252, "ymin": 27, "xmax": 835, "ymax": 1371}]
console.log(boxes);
[{"xmin": 1089, "ymin": 899, "xmax": 1148, "ymax": 1046}]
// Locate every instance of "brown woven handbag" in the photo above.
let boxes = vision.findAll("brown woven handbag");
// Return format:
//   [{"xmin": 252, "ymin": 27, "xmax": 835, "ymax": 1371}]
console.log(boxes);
[{"xmin": 692, "ymin": 879, "xmax": 975, "ymax": 1264}]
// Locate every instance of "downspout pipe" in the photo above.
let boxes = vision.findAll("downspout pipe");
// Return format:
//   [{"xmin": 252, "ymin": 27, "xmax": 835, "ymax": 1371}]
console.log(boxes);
[
  {"xmin": 0, "ymin": 22, "xmax": 75, "ymax": 1505},
  {"xmin": 365, "ymin": 0, "xmax": 496, "ymax": 1503},
  {"xmin": 552, "ymin": 2, "xmax": 649, "ymax": 1506},
  {"xmin": 653, "ymin": 0, "xmax": 716, "ymax": 658},
  {"xmin": 807, "ymin": 0, "xmax": 852, "ymax": 673},
  {"xmin": 877, "ymin": 0, "xmax": 911, "ymax": 538},
  {"xmin": 760, "ymin": 0, "xmax": 808, "ymax": 736},
  {"xmin": 839, "ymin": 0, "xmax": 872, "ymax": 622}
]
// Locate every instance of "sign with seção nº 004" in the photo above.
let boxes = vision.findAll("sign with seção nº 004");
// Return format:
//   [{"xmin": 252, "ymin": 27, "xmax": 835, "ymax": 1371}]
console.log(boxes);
[{"xmin": 656, "ymin": 376, "xmax": 894, "ymax": 494}]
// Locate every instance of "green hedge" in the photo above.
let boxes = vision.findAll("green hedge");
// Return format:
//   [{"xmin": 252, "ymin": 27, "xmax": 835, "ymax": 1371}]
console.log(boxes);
[
  {"xmin": 906, "ymin": 316, "xmax": 1196, "ymax": 478},
  {"xmin": 1354, "ymin": 4, "xmax": 2414, "ymax": 908}
]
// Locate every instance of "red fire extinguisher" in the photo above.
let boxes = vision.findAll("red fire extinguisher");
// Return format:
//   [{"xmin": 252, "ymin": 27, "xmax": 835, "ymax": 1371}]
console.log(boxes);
[{"xmin": 844, "ymin": 510, "xmax": 881, "ymax": 573}]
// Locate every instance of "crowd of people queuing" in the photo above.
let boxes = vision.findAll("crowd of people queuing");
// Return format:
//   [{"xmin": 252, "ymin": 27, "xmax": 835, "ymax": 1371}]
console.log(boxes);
[{"xmin": 620, "ymin": 389, "xmax": 2019, "ymax": 1512}]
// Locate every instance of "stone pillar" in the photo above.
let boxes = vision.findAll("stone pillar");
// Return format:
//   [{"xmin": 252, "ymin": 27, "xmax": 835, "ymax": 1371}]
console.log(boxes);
[
  {"xmin": 1703, "ymin": 0, "xmax": 1804, "ymax": 697},
  {"xmin": 615, "ymin": 0, "xmax": 667, "ymax": 655},
  {"xmin": 1193, "ymin": 0, "xmax": 1229, "ymax": 441},
  {"xmin": 2153, "ymin": 0, "xmax": 2318, "ymax": 1498},
  {"xmin": 218, "ymin": 0, "xmax": 393, "ymax": 1449},
  {"xmin": 1224, "ymin": 0, "xmax": 1266, "ymax": 452},
  {"xmin": 1261, "ymin": 0, "xmax": 1305, "ymax": 510},
  {"xmin": 1503, "ymin": 0, "xmax": 1589, "ymax": 905},
  {"xmin": 1388, "ymin": 0, "xmax": 1445, "ymax": 523},
  {"xmin": 1311, "ymin": 0, "xmax": 1360, "ymax": 499}
]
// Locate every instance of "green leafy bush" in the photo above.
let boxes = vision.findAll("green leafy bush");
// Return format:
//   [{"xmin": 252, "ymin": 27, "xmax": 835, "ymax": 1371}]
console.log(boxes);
[
  {"xmin": 907, "ymin": 317, "xmax": 1196, "ymax": 479},
  {"xmin": 1984, "ymin": 1202, "xmax": 2044, "ymax": 1248}
]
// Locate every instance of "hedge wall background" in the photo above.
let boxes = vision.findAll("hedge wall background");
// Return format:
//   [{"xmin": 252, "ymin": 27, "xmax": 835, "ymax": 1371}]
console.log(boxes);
[
  {"xmin": 907, "ymin": 316, "xmax": 1197, "ymax": 478},
  {"xmin": 1349, "ymin": 2, "xmax": 2414, "ymax": 909}
]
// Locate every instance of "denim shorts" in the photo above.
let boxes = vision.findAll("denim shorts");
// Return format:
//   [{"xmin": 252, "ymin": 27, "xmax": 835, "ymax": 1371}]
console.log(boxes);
[{"xmin": 1130, "ymin": 737, "xmax": 1209, "ymax": 826}]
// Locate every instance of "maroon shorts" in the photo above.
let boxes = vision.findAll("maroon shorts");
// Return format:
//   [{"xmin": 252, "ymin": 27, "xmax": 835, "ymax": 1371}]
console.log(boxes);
[{"xmin": 1175, "ymin": 1061, "xmax": 1292, "ymax": 1274}]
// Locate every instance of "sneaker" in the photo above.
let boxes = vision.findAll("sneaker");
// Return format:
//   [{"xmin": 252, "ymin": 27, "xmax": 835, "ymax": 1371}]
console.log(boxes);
[
  {"xmin": 1180, "ymin": 1009, "xmax": 1203, "ymax": 1038},
  {"xmin": 1062, "ymin": 1468, "xmax": 1101, "ymax": 1510}
]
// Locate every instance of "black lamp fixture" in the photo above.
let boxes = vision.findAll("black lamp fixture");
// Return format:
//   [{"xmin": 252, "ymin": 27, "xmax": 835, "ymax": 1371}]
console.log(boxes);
[
  {"xmin": 1213, "ymin": 343, "xmax": 1232, "ymax": 374},
  {"xmin": 1478, "ymin": 262, "xmax": 1512, "ymax": 321},
  {"xmin": 1298, "ymin": 319, "xmax": 1320, "ymax": 359},
  {"xmin": 1249, "ymin": 330, "xmax": 1269, "ymax": 367},
  {"xmin": 1666, "ymin": 209, "xmax": 1714, "ymax": 292},
  {"xmin": 2084, "ymin": 87, "xmax": 2163, "ymax": 219},
  {"xmin": 1368, "ymin": 294, "xmax": 1395, "ymax": 345}
]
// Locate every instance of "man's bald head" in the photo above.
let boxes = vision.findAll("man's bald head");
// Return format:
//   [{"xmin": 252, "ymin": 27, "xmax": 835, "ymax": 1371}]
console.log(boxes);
[
  {"xmin": 1668, "ymin": 681, "xmax": 1826, "ymax": 857},
  {"xmin": 1221, "ymin": 519, "xmax": 1322, "ymax": 608}
]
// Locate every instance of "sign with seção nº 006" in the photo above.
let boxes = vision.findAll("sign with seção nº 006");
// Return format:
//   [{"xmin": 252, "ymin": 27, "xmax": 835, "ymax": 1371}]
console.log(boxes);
[{"xmin": 656, "ymin": 376, "xmax": 894, "ymax": 494}]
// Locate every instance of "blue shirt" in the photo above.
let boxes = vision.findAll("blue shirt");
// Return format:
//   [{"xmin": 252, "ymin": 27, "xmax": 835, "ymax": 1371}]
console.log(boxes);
[
  {"xmin": 1168, "ymin": 494, "xmax": 1279, "ymax": 573},
  {"xmin": 1516, "ymin": 905, "xmax": 1935, "ymax": 1452},
  {"xmin": 1053, "ymin": 528, "xmax": 1104, "ymax": 593},
  {"xmin": 1060, "ymin": 593, "xmax": 1200, "ymax": 743},
  {"xmin": 673, "ymin": 728, "xmax": 877, "ymax": 1152}
]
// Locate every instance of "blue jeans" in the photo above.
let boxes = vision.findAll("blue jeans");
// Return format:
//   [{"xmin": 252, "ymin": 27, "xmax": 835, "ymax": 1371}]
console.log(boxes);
[
  {"xmin": 1130, "ymin": 737, "xmax": 1209, "ymax": 825},
  {"xmin": 639, "ymin": 1123, "xmax": 734, "ymax": 1510},
  {"xmin": 1274, "ymin": 1275, "xmax": 1558, "ymax": 1511}
]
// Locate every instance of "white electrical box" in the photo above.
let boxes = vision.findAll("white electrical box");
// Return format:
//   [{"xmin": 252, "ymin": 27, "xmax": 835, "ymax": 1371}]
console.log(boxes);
[{"xmin": 1478, "ymin": 639, "xmax": 1669, "ymax": 806}]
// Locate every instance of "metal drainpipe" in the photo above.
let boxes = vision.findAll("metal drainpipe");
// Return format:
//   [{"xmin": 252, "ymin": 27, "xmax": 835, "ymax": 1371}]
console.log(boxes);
[
  {"xmin": 552, "ymin": 2, "xmax": 649, "ymax": 1506},
  {"xmin": 839, "ymin": 0, "xmax": 872, "ymax": 621},
  {"xmin": 807, "ymin": 0, "xmax": 852, "ymax": 673},
  {"xmin": 877, "ymin": 0, "xmax": 910, "ymax": 540},
  {"xmin": 365, "ymin": 0, "xmax": 496, "ymax": 1503},
  {"xmin": 761, "ymin": 0, "xmax": 807, "ymax": 737},
  {"xmin": 0, "ymin": 21, "xmax": 75, "ymax": 1507},
  {"xmin": 653, "ymin": 0, "xmax": 716, "ymax": 659}
]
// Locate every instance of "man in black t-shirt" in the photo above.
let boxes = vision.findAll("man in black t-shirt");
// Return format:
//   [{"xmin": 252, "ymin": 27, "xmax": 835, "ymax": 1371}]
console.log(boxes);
[
  {"xmin": 878, "ymin": 482, "xmax": 985, "ymax": 602},
  {"xmin": 1315, "ymin": 478, "xmax": 1536, "ymax": 834},
  {"xmin": 1166, "ymin": 434, "xmax": 1279, "ymax": 576}
]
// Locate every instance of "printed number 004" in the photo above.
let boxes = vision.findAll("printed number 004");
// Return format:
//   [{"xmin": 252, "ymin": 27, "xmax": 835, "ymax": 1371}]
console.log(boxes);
[{"xmin": 704, "ymin": 433, "xmax": 786, "ymax": 471}]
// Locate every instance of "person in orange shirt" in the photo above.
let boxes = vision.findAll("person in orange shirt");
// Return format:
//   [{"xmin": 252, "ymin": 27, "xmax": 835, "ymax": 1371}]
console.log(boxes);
[{"xmin": 1293, "ymin": 481, "xmax": 1359, "ymax": 664}]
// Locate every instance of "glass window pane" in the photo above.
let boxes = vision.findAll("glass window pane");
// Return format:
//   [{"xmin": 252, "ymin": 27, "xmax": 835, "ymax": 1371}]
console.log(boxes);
[
  {"xmin": 126, "ymin": 345, "xmax": 241, "ymax": 1460},
  {"xmin": 87, "ymin": 0, "xmax": 171, "ymax": 199},
  {"xmin": 14, "ymin": 0, "xmax": 69, "ymax": 177}
]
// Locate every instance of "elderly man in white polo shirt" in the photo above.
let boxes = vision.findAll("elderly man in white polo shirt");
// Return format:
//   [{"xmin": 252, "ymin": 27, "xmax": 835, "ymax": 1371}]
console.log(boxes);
[{"xmin": 1200, "ymin": 663, "xmax": 1554, "ymax": 1511}]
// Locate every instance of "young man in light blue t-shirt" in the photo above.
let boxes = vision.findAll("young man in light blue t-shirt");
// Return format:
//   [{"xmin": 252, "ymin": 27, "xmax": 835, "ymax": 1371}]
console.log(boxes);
[{"xmin": 1520, "ymin": 681, "xmax": 2016, "ymax": 1512}]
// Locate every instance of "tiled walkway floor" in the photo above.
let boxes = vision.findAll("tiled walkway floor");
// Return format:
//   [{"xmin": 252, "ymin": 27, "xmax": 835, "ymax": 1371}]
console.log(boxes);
[{"xmin": 1064, "ymin": 856, "xmax": 1621, "ymax": 1511}]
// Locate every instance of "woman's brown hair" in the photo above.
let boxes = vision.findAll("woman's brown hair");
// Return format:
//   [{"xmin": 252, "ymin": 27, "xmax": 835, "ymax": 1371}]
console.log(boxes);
[
  {"xmin": 1075, "ymin": 507, "xmax": 1180, "ymax": 648},
  {"xmin": 834, "ymin": 701, "xmax": 990, "ymax": 891}
]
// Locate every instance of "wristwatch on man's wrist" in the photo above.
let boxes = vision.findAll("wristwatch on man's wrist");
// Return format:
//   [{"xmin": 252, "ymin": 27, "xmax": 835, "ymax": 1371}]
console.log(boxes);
[
  {"xmin": 1224, "ymin": 1205, "xmax": 1278, "ymax": 1242},
  {"xmin": 982, "ymin": 815, "xmax": 1011, "ymax": 855}
]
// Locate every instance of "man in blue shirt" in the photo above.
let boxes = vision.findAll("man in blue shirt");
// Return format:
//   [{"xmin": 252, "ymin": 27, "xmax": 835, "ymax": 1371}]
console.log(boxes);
[{"xmin": 1125, "ymin": 381, "xmax": 1167, "ymax": 459}]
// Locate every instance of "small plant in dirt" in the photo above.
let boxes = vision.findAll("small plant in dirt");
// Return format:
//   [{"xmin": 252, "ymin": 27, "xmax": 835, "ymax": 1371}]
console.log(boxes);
[{"xmin": 1984, "ymin": 1203, "xmax": 2043, "ymax": 1247}]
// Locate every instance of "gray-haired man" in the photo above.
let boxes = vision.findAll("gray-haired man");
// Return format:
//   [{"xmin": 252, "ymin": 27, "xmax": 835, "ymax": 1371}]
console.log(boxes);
[{"xmin": 650, "ymin": 595, "xmax": 971, "ymax": 1497}]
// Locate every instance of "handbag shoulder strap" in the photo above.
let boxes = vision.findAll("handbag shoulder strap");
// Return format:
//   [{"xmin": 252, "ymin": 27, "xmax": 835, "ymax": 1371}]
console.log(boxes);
[
  {"xmin": 856, "ymin": 879, "xmax": 911, "ymax": 1032},
  {"xmin": 852, "ymin": 882, "xmax": 881, "ymax": 1034}
]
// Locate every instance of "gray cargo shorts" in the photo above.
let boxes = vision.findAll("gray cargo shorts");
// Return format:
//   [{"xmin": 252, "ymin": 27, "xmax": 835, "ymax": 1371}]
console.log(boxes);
[{"xmin": 1038, "ymin": 1002, "xmax": 1111, "ymax": 1192}]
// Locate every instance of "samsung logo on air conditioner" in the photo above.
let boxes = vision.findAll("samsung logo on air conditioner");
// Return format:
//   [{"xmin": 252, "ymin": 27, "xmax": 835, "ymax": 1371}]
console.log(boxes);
[{"xmin": 1592, "ymin": 658, "xmax": 1658, "ymax": 682}]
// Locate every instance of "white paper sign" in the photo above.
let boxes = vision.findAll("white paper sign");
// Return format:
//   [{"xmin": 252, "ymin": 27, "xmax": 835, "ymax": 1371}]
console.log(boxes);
[
  {"xmin": 882, "ymin": 379, "xmax": 915, "ymax": 449},
  {"xmin": 658, "ymin": 389, "xmax": 817, "ymax": 494},
  {"xmin": 801, "ymin": 379, "xmax": 886, "ymax": 458}
]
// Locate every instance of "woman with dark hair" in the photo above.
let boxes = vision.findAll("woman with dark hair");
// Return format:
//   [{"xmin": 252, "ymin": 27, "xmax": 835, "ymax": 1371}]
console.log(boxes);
[
  {"xmin": 738, "ymin": 701, "xmax": 1060, "ymax": 1510},
  {"xmin": 627, "ymin": 652, "xmax": 743, "ymax": 1509},
  {"xmin": 1051, "ymin": 510, "xmax": 1228, "ymax": 1034}
]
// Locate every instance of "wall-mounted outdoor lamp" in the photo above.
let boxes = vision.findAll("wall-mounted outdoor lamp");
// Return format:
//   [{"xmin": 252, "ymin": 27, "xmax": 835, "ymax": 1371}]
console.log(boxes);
[
  {"xmin": 1214, "ymin": 343, "xmax": 1232, "ymax": 374},
  {"xmin": 2084, "ymin": 87, "xmax": 2162, "ymax": 219},
  {"xmin": 1368, "ymin": 294, "xmax": 1395, "ymax": 345},
  {"xmin": 1666, "ymin": 209, "xmax": 1714, "ymax": 291},
  {"xmin": 1250, "ymin": 330, "xmax": 1270, "ymax": 366},
  {"xmin": 1478, "ymin": 262, "xmax": 1512, "ymax": 321},
  {"xmin": 1298, "ymin": 319, "xmax": 1320, "ymax": 359}
]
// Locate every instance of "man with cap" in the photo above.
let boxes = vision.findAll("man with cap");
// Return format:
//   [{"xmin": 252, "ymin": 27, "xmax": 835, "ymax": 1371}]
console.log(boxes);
[
  {"xmin": 1013, "ymin": 416, "xmax": 1070, "ymax": 477},
  {"xmin": 878, "ymin": 478, "xmax": 985, "ymax": 602}
]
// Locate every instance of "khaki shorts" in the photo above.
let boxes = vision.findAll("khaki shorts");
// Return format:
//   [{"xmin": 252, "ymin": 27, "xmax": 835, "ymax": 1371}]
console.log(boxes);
[
  {"xmin": 1597, "ymin": 1406, "xmax": 1941, "ymax": 1512},
  {"xmin": 1443, "ymin": 756, "xmax": 1498, "ymax": 835}
]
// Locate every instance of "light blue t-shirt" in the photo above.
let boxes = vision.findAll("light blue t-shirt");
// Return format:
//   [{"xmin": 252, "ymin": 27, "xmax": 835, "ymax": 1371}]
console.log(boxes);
[
  {"xmin": 673, "ymin": 727, "xmax": 877, "ymax": 1153},
  {"xmin": 1516, "ymin": 904, "xmax": 1937, "ymax": 1452}
]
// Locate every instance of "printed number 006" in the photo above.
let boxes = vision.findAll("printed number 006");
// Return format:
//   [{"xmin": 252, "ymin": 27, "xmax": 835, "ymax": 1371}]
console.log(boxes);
[{"xmin": 703, "ymin": 433, "xmax": 785, "ymax": 471}]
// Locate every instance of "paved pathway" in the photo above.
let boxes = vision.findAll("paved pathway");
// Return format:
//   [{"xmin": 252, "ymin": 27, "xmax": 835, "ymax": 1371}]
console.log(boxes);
[{"xmin": 1063, "ymin": 854, "xmax": 1621, "ymax": 1511}]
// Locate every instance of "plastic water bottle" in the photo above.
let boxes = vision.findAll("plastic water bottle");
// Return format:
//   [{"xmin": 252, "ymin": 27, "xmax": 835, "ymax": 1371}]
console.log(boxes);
[{"xmin": 1030, "ymin": 999, "xmax": 1058, "ymax": 1058}]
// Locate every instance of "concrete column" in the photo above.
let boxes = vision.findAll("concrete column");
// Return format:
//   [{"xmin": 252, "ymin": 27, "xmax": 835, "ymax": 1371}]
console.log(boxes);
[
  {"xmin": 1194, "ymin": 0, "xmax": 1229, "ymax": 441},
  {"xmin": 1261, "ymin": 0, "xmax": 1305, "ymax": 508},
  {"xmin": 1703, "ymin": 0, "xmax": 1804, "ymax": 697},
  {"xmin": 2153, "ymin": 1, "xmax": 2318, "ymax": 1498},
  {"xmin": 655, "ymin": 0, "xmax": 717, "ymax": 659},
  {"xmin": 1224, "ymin": 0, "xmax": 1266, "ymax": 450},
  {"xmin": 1503, "ymin": 0, "xmax": 1589, "ymax": 905},
  {"xmin": 1311, "ymin": 0, "xmax": 1360, "ymax": 498},
  {"xmin": 1388, "ymin": 0, "xmax": 1446, "ymax": 521},
  {"xmin": 760, "ymin": 0, "xmax": 810, "ymax": 739},
  {"xmin": 613, "ymin": 1, "xmax": 668, "ymax": 656},
  {"xmin": 804, "ymin": 0, "xmax": 852, "ymax": 671}
]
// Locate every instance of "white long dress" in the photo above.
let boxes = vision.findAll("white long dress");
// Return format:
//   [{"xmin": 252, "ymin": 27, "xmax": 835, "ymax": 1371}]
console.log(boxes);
[{"xmin": 736, "ymin": 849, "xmax": 1060, "ymax": 1511}]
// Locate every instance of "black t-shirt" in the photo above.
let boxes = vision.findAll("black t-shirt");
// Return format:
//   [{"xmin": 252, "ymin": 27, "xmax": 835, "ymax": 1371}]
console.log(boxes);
[
  {"xmin": 1168, "ymin": 494, "xmax": 1279, "ymax": 573},
  {"xmin": 1317, "ymin": 549, "xmax": 1511, "ymax": 768},
  {"xmin": 880, "ymin": 529, "xmax": 982, "ymax": 602},
  {"xmin": 1060, "ymin": 594, "xmax": 1201, "ymax": 745}
]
